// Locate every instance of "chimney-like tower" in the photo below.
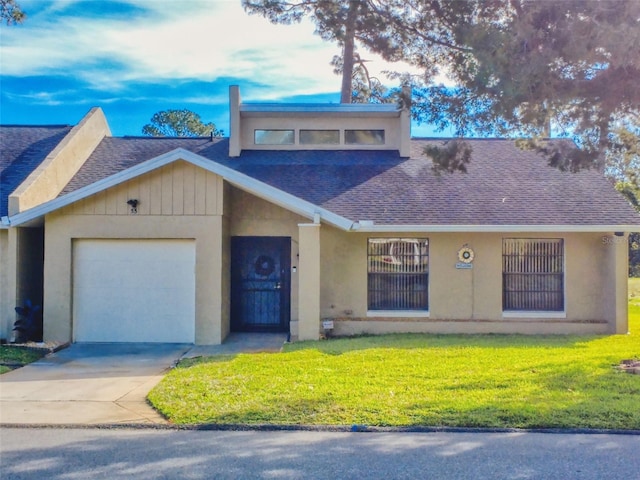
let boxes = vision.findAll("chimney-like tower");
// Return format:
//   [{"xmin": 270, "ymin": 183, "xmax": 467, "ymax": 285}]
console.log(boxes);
[{"xmin": 229, "ymin": 85, "xmax": 241, "ymax": 157}]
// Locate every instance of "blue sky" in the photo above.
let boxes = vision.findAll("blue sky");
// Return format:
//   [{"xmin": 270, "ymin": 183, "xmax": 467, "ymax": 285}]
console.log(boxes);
[{"xmin": 1, "ymin": 0, "xmax": 448, "ymax": 137}]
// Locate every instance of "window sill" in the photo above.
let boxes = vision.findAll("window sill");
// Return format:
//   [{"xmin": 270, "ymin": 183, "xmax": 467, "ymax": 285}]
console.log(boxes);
[
  {"xmin": 367, "ymin": 311, "xmax": 430, "ymax": 318},
  {"xmin": 502, "ymin": 311, "xmax": 567, "ymax": 319}
]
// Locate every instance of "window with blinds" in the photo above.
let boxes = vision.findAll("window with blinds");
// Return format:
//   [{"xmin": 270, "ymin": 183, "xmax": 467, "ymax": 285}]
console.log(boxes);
[
  {"xmin": 368, "ymin": 238, "xmax": 429, "ymax": 311},
  {"xmin": 503, "ymin": 238, "xmax": 564, "ymax": 311}
]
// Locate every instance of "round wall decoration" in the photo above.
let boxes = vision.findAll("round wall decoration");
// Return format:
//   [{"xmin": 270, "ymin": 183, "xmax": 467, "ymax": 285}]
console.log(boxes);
[
  {"xmin": 254, "ymin": 255, "xmax": 276, "ymax": 277},
  {"xmin": 457, "ymin": 246, "xmax": 475, "ymax": 264}
]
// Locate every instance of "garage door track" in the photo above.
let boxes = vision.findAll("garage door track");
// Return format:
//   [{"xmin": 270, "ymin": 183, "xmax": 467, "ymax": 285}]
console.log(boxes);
[{"xmin": 0, "ymin": 343, "xmax": 191, "ymax": 425}]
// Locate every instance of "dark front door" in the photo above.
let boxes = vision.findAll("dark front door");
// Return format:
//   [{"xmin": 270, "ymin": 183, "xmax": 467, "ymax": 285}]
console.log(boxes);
[{"xmin": 231, "ymin": 237, "xmax": 291, "ymax": 332}]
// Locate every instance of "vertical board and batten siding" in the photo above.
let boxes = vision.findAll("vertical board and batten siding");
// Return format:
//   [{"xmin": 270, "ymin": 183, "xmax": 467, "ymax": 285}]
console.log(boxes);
[{"xmin": 60, "ymin": 161, "xmax": 224, "ymax": 217}]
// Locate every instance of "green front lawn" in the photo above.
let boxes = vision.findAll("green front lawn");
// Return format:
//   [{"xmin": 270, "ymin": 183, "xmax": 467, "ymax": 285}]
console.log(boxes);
[
  {"xmin": 149, "ymin": 300, "xmax": 640, "ymax": 429},
  {"xmin": 0, "ymin": 346, "xmax": 47, "ymax": 374}
]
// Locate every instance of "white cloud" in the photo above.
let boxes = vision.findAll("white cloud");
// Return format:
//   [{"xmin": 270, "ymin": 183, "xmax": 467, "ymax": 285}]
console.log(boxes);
[
  {"xmin": 2, "ymin": 90, "xmax": 66, "ymax": 106},
  {"xmin": 2, "ymin": 0, "xmax": 427, "ymax": 98},
  {"xmin": 104, "ymin": 2, "xmax": 339, "ymax": 89}
]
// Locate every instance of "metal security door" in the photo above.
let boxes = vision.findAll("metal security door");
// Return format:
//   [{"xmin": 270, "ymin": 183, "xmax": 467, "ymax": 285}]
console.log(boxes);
[{"xmin": 231, "ymin": 237, "xmax": 291, "ymax": 332}]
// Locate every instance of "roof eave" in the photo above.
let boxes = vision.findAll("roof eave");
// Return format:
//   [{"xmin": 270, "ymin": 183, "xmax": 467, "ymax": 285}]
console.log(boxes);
[{"xmin": 351, "ymin": 224, "xmax": 640, "ymax": 233}]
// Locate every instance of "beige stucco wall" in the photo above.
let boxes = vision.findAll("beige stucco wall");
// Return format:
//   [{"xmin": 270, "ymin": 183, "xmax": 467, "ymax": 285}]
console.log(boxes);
[
  {"xmin": 0, "ymin": 229, "xmax": 10, "ymax": 340},
  {"xmin": 43, "ymin": 161, "xmax": 226, "ymax": 344},
  {"xmin": 298, "ymin": 223, "xmax": 321, "ymax": 340},
  {"xmin": 220, "ymin": 182, "xmax": 233, "ymax": 342},
  {"xmin": 601, "ymin": 233, "xmax": 629, "ymax": 333},
  {"xmin": 229, "ymin": 85, "xmax": 411, "ymax": 156},
  {"xmin": 320, "ymin": 229, "xmax": 621, "ymax": 336}
]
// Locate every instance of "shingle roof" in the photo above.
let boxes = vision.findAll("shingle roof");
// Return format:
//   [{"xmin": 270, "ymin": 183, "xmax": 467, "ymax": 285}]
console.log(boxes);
[
  {"xmin": 1, "ymin": 125, "xmax": 73, "ymax": 217},
  {"xmin": 60, "ymin": 136, "xmax": 219, "ymax": 195},
  {"xmin": 59, "ymin": 136, "xmax": 640, "ymax": 227}
]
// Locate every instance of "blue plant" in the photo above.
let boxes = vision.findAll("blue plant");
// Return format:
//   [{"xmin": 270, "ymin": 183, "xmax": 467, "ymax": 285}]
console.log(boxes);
[{"xmin": 13, "ymin": 299, "xmax": 41, "ymax": 343}]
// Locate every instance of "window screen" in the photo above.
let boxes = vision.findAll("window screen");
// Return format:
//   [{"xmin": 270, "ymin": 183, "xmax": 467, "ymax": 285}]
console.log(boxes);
[
  {"xmin": 503, "ymin": 238, "xmax": 564, "ymax": 311},
  {"xmin": 368, "ymin": 238, "xmax": 429, "ymax": 311}
]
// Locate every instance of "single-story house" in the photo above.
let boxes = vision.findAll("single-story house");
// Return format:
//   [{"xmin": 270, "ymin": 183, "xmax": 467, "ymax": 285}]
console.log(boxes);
[{"xmin": 2, "ymin": 86, "xmax": 639, "ymax": 344}]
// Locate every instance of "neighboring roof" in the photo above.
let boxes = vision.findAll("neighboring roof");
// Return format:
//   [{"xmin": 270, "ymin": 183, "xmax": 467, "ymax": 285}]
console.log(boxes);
[
  {"xmin": 53, "ymin": 136, "xmax": 639, "ymax": 230},
  {"xmin": 0, "ymin": 125, "xmax": 73, "ymax": 217}
]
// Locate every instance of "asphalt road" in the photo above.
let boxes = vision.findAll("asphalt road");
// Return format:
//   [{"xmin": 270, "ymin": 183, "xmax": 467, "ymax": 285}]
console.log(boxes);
[{"xmin": 1, "ymin": 428, "xmax": 638, "ymax": 479}]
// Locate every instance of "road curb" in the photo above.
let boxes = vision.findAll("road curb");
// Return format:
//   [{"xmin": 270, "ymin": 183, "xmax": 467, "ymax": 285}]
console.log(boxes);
[{"xmin": 2, "ymin": 422, "xmax": 639, "ymax": 435}]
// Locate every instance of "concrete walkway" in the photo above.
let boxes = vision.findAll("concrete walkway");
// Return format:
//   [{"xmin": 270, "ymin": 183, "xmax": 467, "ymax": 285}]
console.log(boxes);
[
  {"xmin": 183, "ymin": 332, "xmax": 288, "ymax": 357},
  {"xmin": 0, "ymin": 334, "xmax": 287, "ymax": 426}
]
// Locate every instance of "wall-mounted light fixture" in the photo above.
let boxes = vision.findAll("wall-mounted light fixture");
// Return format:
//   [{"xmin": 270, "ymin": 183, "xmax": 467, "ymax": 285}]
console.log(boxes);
[
  {"xmin": 127, "ymin": 199, "xmax": 139, "ymax": 214},
  {"xmin": 614, "ymin": 232, "xmax": 624, "ymax": 237}
]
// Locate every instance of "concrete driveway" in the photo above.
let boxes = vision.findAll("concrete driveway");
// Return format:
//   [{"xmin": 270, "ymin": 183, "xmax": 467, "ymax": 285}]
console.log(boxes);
[{"xmin": 0, "ymin": 343, "xmax": 191, "ymax": 426}]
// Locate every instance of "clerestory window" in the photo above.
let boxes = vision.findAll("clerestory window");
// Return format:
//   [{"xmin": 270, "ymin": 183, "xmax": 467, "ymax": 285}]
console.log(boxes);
[
  {"xmin": 254, "ymin": 129, "xmax": 295, "ymax": 145},
  {"xmin": 345, "ymin": 129, "xmax": 385, "ymax": 145}
]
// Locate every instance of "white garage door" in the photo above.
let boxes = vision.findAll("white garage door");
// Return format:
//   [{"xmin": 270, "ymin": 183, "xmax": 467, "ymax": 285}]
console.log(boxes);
[{"xmin": 73, "ymin": 239, "xmax": 195, "ymax": 343}]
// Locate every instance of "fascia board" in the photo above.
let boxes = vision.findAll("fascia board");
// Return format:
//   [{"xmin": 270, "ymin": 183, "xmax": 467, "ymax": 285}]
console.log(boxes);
[
  {"xmin": 240, "ymin": 104, "xmax": 398, "ymax": 115},
  {"xmin": 8, "ymin": 148, "xmax": 354, "ymax": 231},
  {"xmin": 353, "ymin": 224, "xmax": 640, "ymax": 233}
]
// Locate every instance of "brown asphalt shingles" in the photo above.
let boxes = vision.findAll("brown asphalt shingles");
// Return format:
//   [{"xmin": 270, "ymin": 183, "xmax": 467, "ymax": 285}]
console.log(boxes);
[
  {"xmin": 0, "ymin": 125, "xmax": 73, "ymax": 217},
  {"xmin": 58, "ymin": 136, "xmax": 640, "ymax": 227}
]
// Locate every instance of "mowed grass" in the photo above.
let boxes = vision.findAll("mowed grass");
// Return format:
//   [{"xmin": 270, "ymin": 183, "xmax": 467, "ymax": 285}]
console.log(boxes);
[
  {"xmin": 0, "ymin": 346, "xmax": 46, "ymax": 374},
  {"xmin": 149, "ymin": 294, "xmax": 640, "ymax": 429}
]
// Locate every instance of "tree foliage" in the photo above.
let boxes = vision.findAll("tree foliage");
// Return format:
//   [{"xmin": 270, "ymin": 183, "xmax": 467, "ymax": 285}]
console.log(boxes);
[
  {"xmin": 1, "ymin": 0, "xmax": 25, "ymax": 25},
  {"xmin": 142, "ymin": 109, "xmax": 223, "ymax": 138},
  {"xmin": 244, "ymin": 0, "xmax": 640, "ymax": 175},
  {"xmin": 617, "ymin": 181, "xmax": 640, "ymax": 277},
  {"xmin": 244, "ymin": 0, "xmax": 410, "ymax": 103},
  {"xmin": 412, "ymin": 0, "xmax": 640, "ymax": 173}
]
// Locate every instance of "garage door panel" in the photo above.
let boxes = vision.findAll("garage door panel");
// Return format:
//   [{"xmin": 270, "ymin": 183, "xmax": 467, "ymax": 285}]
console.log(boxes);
[{"xmin": 73, "ymin": 239, "xmax": 195, "ymax": 343}]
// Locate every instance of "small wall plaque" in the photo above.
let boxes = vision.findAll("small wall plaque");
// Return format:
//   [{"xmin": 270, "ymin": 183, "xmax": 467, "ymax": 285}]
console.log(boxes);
[{"xmin": 455, "ymin": 262, "xmax": 473, "ymax": 269}]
